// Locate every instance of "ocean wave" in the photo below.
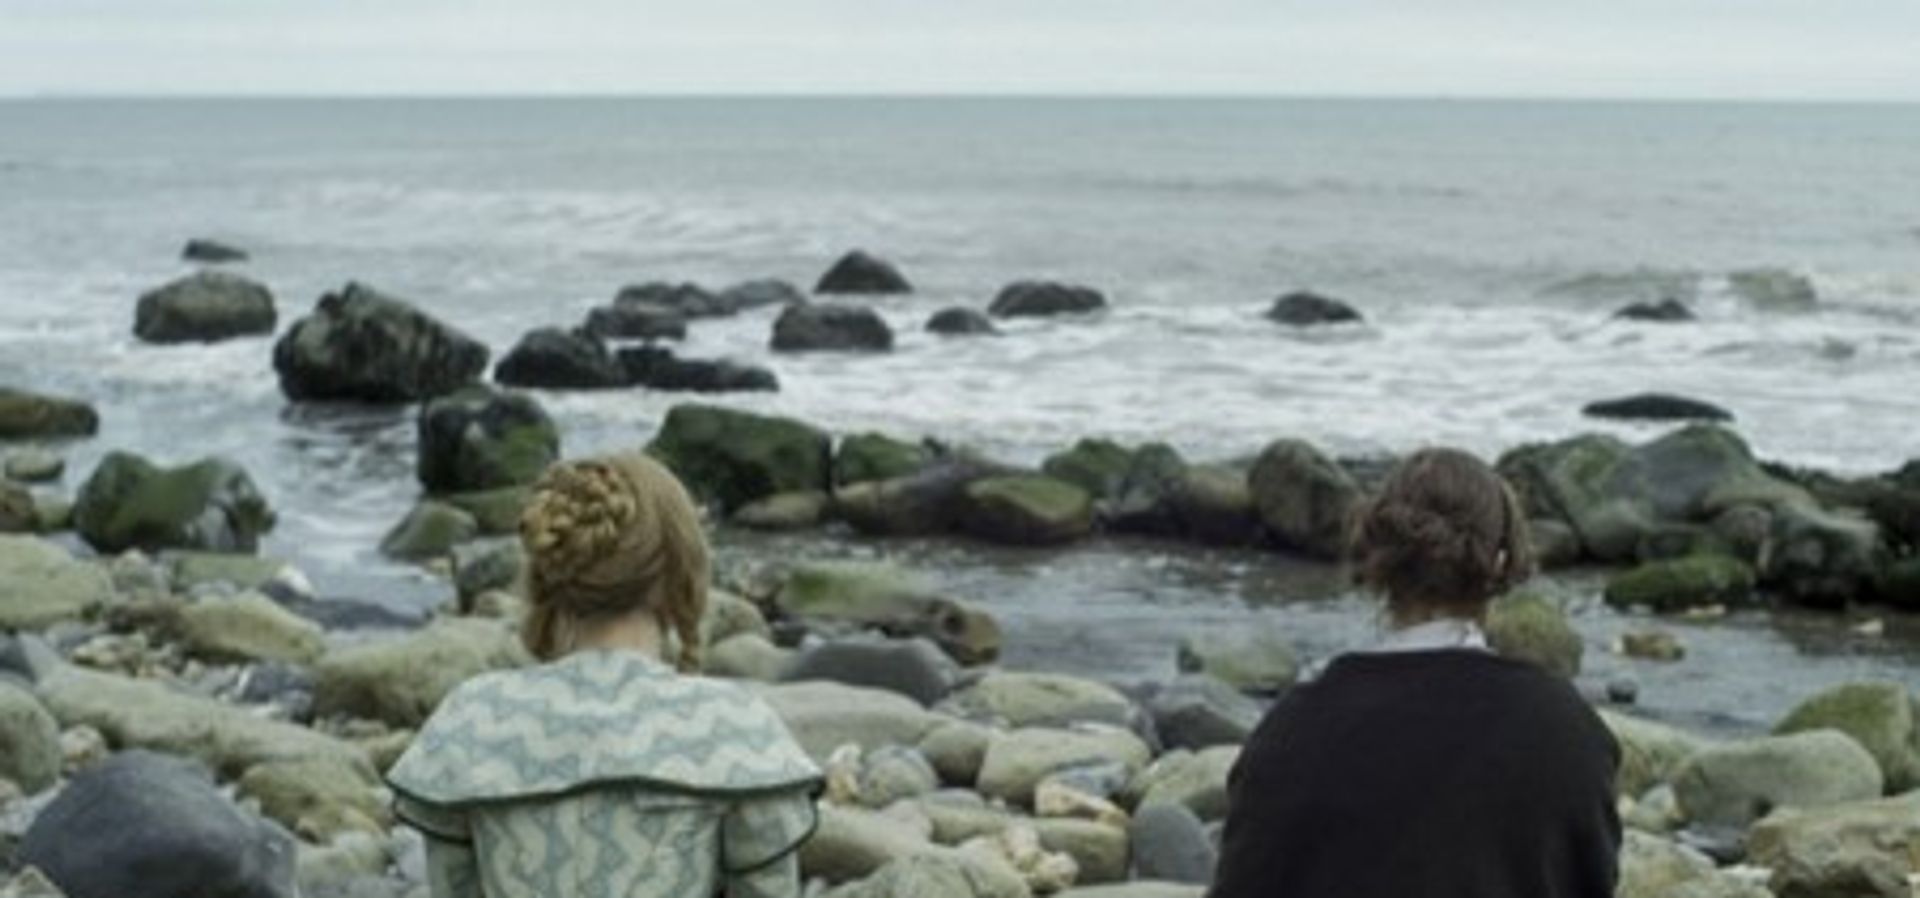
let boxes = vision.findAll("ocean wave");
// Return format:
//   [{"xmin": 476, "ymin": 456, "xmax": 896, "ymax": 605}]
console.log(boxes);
[{"xmin": 1076, "ymin": 172, "xmax": 1474, "ymax": 201}]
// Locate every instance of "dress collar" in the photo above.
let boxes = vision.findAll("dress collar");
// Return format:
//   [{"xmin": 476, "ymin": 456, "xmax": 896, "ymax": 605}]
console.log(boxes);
[{"xmin": 1364, "ymin": 617, "xmax": 1490, "ymax": 654}]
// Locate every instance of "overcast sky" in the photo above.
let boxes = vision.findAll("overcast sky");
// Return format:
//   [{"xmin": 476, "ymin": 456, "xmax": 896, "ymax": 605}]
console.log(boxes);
[{"xmin": 3, "ymin": 0, "xmax": 1917, "ymax": 100}]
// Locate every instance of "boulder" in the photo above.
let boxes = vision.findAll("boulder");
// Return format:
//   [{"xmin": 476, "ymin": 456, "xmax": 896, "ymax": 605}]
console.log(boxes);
[
  {"xmin": 238, "ymin": 756, "xmax": 389, "ymax": 843},
  {"xmin": 1127, "ymin": 803, "xmax": 1216, "ymax": 887},
  {"xmin": 378, "ymin": 500, "xmax": 479, "ymax": 562},
  {"xmin": 1175, "ymin": 627, "xmax": 1298, "ymax": 695},
  {"xmin": 74, "ymin": 452, "xmax": 274, "ymax": 554},
  {"xmin": 170, "ymin": 592, "xmax": 327, "ymax": 665},
  {"xmin": 20, "ymin": 751, "xmax": 296, "ymax": 898},
  {"xmin": 815, "ymin": 250, "xmax": 912, "ymax": 295},
  {"xmin": 927, "ymin": 307, "xmax": 998, "ymax": 336},
  {"xmin": 988, "ymin": 281, "xmax": 1107, "ymax": 318},
  {"xmin": 1747, "ymin": 792, "xmax": 1920, "ymax": 898},
  {"xmin": 273, "ymin": 282, "xmax": 490, "ymax": 403},
  {"xmin": 0, "ymin": 388, "xmax": 99, "ymax": 440},
  {"xmin": 1773, "ymin": 682, "xmax": 1920, "ymax": 794},
  {"xmin": 977, "ymin": 726, "xmax": 1153, "ymax": 807},
  {"xmin": 582, "ymin": 301, "xmax": 688, "ymax": 341},
  {"xmin": 785, "ymin": 637, "xmax": 961, "ymax": 706},
  {"xmin": 416, "ymin": 386, "xmax": 559, "ymax": 494},
  {"xmin": 134, "ymin": 271, "xmax": 277, "ymax": 344},
  {"xmin": 1602, "ymin": 710, "xmax": 1716, "ymax": 798},
  {"xmin": 1584, "ymin": 393, "xmax": 1734, "ymax": 423},
  {"xmin": 611, "ymin": 282, "xmax": 732, "ymax": 319},
  {"xmin": 961, "ymin": 475, "xmax": 1095, "ymax": 546},
  {"xmin": 439, "ymin": 486, "xmax": 529, "ymax": 536},
  {"xmin": 1484, "ymin": 592, "xmax": 1583, "ymax": 678},
  {"xmin": 0, "ymin": 682, "xmax": 59, "ymax": 794},
  {"xmin": 1265, "ymin": 291, "xmax": 1362, "ymax": 327},
  {"xmin": 1042, "ymin": 439, "xmax": 1140, "ymax": 501},
  {"xmin": 1034, "ymin": 818, "xmax": 1129, "ymax": 884},
  {"xmin": 1674, "ymin": 730, "xmax": 1883, "ymax": 828},
  {"xmin": 834, "ymin": 470, "xmax": 970, "ymax": 537},
  {"xmin": 719, "ymin": 278, "xmax": 806, "ymax": 311},
  {"xmin": 311, "ymin": 617, "xmax": 528, "ymax": 728},
  {"xmin": 1247, "ymin": 439, "xmax": 1362, "ymax": 558},
  {"xmin": 770, "ymin": 303, "xmax": 894, "ymax": 352},
  {"xmin": 1129, "ymin": 747, "xmax": 1238, "ymax": 821},
  {"xmin": 774, "ymin": 562, "xmax": 1001, "ymax": 666},
  {"xmin": 617, "ymin": 347, "xmax": 778, "ymax": 393},
  {"xmin": 835, "ymin": 433, "xmax": 933, "ymax": 488},
  {"xmin": 1141, "ymin": 675, "xmax": 1263, "ymax": 751},
  {"xmin": 943, "ymin": 672, "xmax": 1137, "ymax": 730},
  {"xmin": 647, "ymin": 403, "xmax": 831, "ymax": 512},
  {"xmin": 1613, "ymin": 299, "xmax": 1697, "ymax": 323},
  {"xmin": 1729, "ymin": 267, "xmax": 1817, "ymax": 311},
  {"xmin": 493, "ymin": 327, "xmax": 626, "ymax": 389},
  {"xmin": 758, "ymin": 680, "xmax": 945, "ymax": 764},
  {"xmin": 182, "ymin": 238, "xmax": 249, "ymax": 263},
  {"xmin": 1603, "ymin": 554, "xmax": 1756, "ymax": 612},
  {"xmin": 1764, "ymin": 499, "xmax": 1881, "ymax": 608},
  {"xmin": 731, "ymin": 491, "xmax": 829, "ymax": 530}
]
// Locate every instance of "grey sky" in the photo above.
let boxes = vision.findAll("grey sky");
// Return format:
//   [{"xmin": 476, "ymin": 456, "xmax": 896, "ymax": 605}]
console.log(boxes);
[{"xmin": 3, "ymin": 0, "xmax": 1918, "ymax": 100}]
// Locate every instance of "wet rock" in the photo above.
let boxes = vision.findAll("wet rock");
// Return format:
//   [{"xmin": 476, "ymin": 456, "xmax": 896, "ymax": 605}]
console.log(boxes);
[
  {"xmin": 311, "ymin": 617, "xmax": 527, "ymax": 728},
  {"xmin": 1034, "ymin": 818, "xmax": 1129, "ymax": 884},
  {"xmin": 273, "ymin": 283, "xmax": 489, "ymax": 403},
  {"xmin": 1265, "ymin": 291, "xmax": 1362, "ymax": 327},
  {"xmin": 0, "ymin": 537, "xmax": 113, "ymax": 632},
  {"xmin": 493, "ymin": 327, "xmax": 626, "ymax": 389},
  {"xmin": 1247, "ymin": 439, "xmax": 1362, "ymax": 558},
  {"xmin": 815, "ymin": 250, "xmax": 912, "ymax": 295},
  {"xmin": 647, "ymin": 403, "xmax": 831, "ymax": 512},
  {"xmin": 237, "ymin": 662, "xmax": 317, "ymax": 713},
  {"xmin": 1484, "ymin": 591, "xmax": 1583, "ymax": 678},
  {"xmin": 978, "ymin": 725, "xmax": 1152, "ymax": 807},
  {"xmin": 1617, "ymin": 629, "xmax": 1687, "ymax": 662},
  {"xmin": 835, "ymin": 433, "xmax": 933, "ymax": 488},
  {"xmin": 927, "ymin": 307, "xmax": 998, "ymax": 336},
  {"xmin": 960, "ymin": 475, "xmax": 1095, "ymax": 546},
  {"xmin": 171, "ymin": 592, "xmax": 327, "ymax": 665},
  {"xmin": 759, "ymin": 680, "xmax": 945, "ymax": 763},
  {"xmin": 182, "ymin": 238, "xmax": 249, "ymax": 263},
  {"xmin": 4, "ymin": 449, "xmax": 63, "ymax": 484},
  {"xmin": 239, "ymin": 756, "xmax": 389, "ymax": 843},
  {"xmin": 1043, "ymin": 439, "xmax": 1139, "ymax": 501},
  {"xmin": 1674, "ymin": 730, "xmax": 1883, "ymax": 829},
  {"xmin": 416, "ymin": 386, "xmax": 558, "ymax": 494},
  {"xmin": 1175, "ymin": 627, "xmax": 1298, "ymax": 695},
  {"xmin": 1128, "ymin": 747, "xmax": 1237, "ymax": 821},
  {"xmin": 1127, "ymin": 803, "xmax": 1216, "ymax": 886},
  {"xmin": 1747, "ymin": 791, "xmax": 1920, "ymax": 898},
  {"xmin": 785, "ymin": 637, "xmax": 960, "ymax": 706},
  {"xmin": 0, "ymin": 682, "xmax": 59, "ymax": 794},
  {"xmin": 1763, "ymin": 499, "xmax": 1881, "ymax": 609},
  {"xmin": 719, "ymin": 278, "xmax": 806, "ymax": 311},
  {"xmin": 21, "ymin": 751, "xmax": 296, "ymax": 898},
  {"xmin": 611, "ymin": 282, "xmax": 732, "ymax": 319},
  {"xmin": 1773, "ymin": 681, "xmax": 1920, "ymax": 794},
  {"xmin": 439, "ymin": 486, "xmax": 528, "ymax": 536},
  {"xmin": 832, "ymin": 455, "xmax": 1012, "ymax": 537},
  {"xmin": 1608, "ymin": 678, "xmax": 1641, "ymax": 705},
  {"xmin": 1613, "ymin": 298, "xmax": 1697, "ymax": 322},
  {"xmin": 0, "ymin": 388, "xmax": 98, "ymax": 440},
  {"xmin": 774, "ymin": 562, "xmax": 1001, "ymax": 666},
  {"xmin": 1729, "ymin": 267, "xmax": 1817, "ymax": 311},
  {"xmin": 1876, "ymin": 558, "xmax": 1920, "ymax": 610},
  {"xmin": 1604, "ymin": 554, "xmax": 1757, "ymax": 612},
  {"xmin": 618, "ymin": 347, "xmax": 779, "ymax": 393},
  {"xmin": 0, "ymin": 868, "xmax": 67, "ymax": 898},
  {"xmin": 582, "ymin": 300, "xmax": 688, "ymax": 341},
  {"xmin": 378, "ymin": 500, "xmax": 479, "ymax": 562},
  {"xmin": 134, "ymin": 271, "xmax": 276, "ymax": 344},
  {"xmin": 824, "ymin": 852, "xmax": 1019, "ymax": 898},
  {"xmin": 919, "ymin": 721, "xmax": 997, "ymax": 787},
  {"xmin": 770, "ymin": 303, "xmax": 894, "ymax": 352},
  {"xmin": 73, "ymin": 452, "xmax": 274, "ymax": 555},
  {"xmin": 943, "ymin": 672, "xmax": 1137, "ymax": 729},
  {"xmin": 1584, "ymin": 393, "xmax": 1735, "ymax": 423},
  {"xmin": 1141, "ymin": 674, "xmax": 1263, "ymax": 751},
  {"xmin": 450, "ymin": 538, "xmax": 523, "ymax": 605},
  {"xmin": 988, "ymin": 281, "xmax": 1107, "ymax": 319}
]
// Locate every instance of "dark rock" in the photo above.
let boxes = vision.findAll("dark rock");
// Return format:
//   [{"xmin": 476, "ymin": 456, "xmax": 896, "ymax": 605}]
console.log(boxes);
[
  {"xmin": 617, "ymin": 347, "xmax": 778, "ymax": 393},
  {"xmin": 1266, "ymin": 290, "xmax": 1363, "ymax": 327},
  {"xmin": 379, "ymin": 500, "xmax": 479, "ymax": 562},
  {"xmin": 238, "ymin": 661, "xmax": 317, "ymax": 717},
  {"xmin": 646, "ymin": 404, "xmax": 832, "ymax": 512},
  {"xmin": 1129, "ymin": 802, "xmax": 1217, "ymax": 886},
  {"xmin": 494, "ymin": 327, "xmax": 626, "ymax": 389},
  {"xmin": 0, "ymin": 388, "xmax": 99, "ymax": 440},
  {"xmin": 1143, "ymin": 674, "xmax": 1264, "ymax": 750},
  {"xmin": 925, "ymin": 307, "xmax": 997, "ymax": 336},
  {"xmin": 582, "ymin": 301, "xmax": 687, "ymax": 341},
  {"xmin": 1607, "ymin": 678, "xmax": 1640, "ymax": 705},
  {"xmin": 834, "ymin": 433, "xmax": 933, "ymax": 489},
  {"xmin": 833, "ymin": 460, "xmax": 1001, "ymax": 537},
  {"xmin": 987, "ymin": 281, "xmax": 1107, "ymax": 319},
  {"xmin": 1613, "ymin": 298, "xmax": 1696, "ymax": 322},
  {"xmin": 1247, "ymin": 439, "xmax": 1362, "ymax": 559},
  {"xmin": 783, "ymin": 637, "xmax": 961, "ymax": 706},
  {"xmin": 75, "ymin": 452, "xmax": 275, "ymax": 554},
  {"xmin": 612, "ymin": 281, "xmax": 732, "ymax": 318},
  {"xmin": 1584, "ymin": 393, "xmax": 1734, "ymax": 423},
  {"xmin": 21, "ymin": 750, "xmax": 297, "ymax": 898},
  {"xmin": 770, "ymin": 303, "xmax": 894, "ymax": 352},
  {"xmin": 417, "ymin": 386, "xmax": 559, "ymax": 494},
  {"xmin": 720, "ymin": 278, "xmax": 807, "ymax": 310},
  {"xmin": 0, "ymin": 481, "xmax": 33, "ymax": 533},
  {"xmin": 134, "ymin": 271, "xmax": 277, "ymax": 344},
  {"xmin": 814, "ymin": 250, "xmax": 912, "ymax": 295},
  {"xmin": 275, "ymin": 593, "xmax": 427, "ymax": 632},
  {"xmin": 182, "ymin": 238, "xmax": 249, "ymax": 264},
  {"xmin": 273, "ymin": 282, "xmax": 490, "ymax": 403}
]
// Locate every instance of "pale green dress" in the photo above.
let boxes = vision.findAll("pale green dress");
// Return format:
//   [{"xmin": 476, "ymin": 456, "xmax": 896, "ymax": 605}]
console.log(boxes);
[{"xmin": 387, "ymin": 649, "xmax": 822, "ymax": 898}]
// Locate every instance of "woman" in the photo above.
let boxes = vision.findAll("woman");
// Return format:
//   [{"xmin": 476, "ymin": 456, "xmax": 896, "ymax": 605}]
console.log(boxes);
[
  {"xmin": 1210, "ymin": 449, "xmax": 1620, "ymax": 898},
  {"xmin": 388, "ymin": 454, "xmax": 822, "ymax": 898}
]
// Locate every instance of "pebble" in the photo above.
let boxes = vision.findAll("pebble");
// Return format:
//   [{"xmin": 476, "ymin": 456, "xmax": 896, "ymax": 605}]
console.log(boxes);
[{"xmin": 1606, "ymin": 678, "xmax": 1640, "ymax": 705}]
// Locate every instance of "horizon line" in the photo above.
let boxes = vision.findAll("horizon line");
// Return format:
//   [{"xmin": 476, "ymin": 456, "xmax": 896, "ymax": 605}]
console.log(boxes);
[{"xmin": 3, "ymin": 89, "xmax": 1916, "ymax": 106}]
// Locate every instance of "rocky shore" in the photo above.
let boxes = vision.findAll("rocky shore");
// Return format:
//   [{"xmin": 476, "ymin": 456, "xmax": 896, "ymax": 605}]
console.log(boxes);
[{"xmin": 2, "ymin": 248, "xmax": 1918, "ymax": 896}]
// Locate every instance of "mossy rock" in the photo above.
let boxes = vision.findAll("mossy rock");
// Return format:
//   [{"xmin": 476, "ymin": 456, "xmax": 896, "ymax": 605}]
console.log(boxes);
[
  {"xmin": 647, "ymin": 403, "xmax": 831, "ymax": 512},
  {"xmin": 441, "ymin": 486, "xmax": 529, "ymax": 535},
  {"xmin": 1774, "ymin": 682, "xmax": 1920, "ymax": 794},
  {"xmin": 379, "ymin": 500, "xmax": 479, "ymax": 561},
  {"xmin": 834, "ymin": 433, "xmax": 931, "ymax": 488},
  {"xmin": 0, "ymin": 387, "xmax": 99, "ymax": 440},
  {"xmin": 1042, "ymin": 439, "xmax": 1137, "ymax": 500},
  {"xmin": 416, "ymin": 386, "xmax": 559, "ymax": 495},
  {"xmin": 960, "ymin": 475, "xmax": 1094, "ymax": 546},
  {"xmin": 0, "ymin": 536, "xmax": 114, "ymax": 630},
  {"xmin": 775, "ymin": 563, "xmax": 1001, "ymax": 665},
  {"xmin": 1485, "ymin": 592, "xmax": 1583, "ymax": 678},
  {"xmin": 1875, "ymin": 557, "xmax": 1920, "ymax": 610},
  {"xmin": 1247, "ymin": 439, "xmax": 1361, "ymax": 559},
  {"xmin": 74, "ymin": 452, "xmax": 275, "ymax": 554},
  {"xmin": 1603, "ymin": 554, "xmax": 1756, "ymax": 612}
]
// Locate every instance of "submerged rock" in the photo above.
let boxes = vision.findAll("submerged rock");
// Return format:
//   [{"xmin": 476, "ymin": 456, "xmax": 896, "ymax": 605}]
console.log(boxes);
[
  {"xmin": 731, "ymin": 491, "xmax": 829, "ymax": 530},
  {"xmin": 617, "ymin": 347, "xmax": 778, "ymax": 393},
  {"xmin": 273, "ymin": 282, "xmax": 490, "ymax": 403},
  {"xmin": 770, "ymin": 303, "xmax": 894, "ymax": 352},
  {"xmin": 134, "ymin": 271, "xmax": 277, "ymax": 344},
  {"xmin": 1584, "ymin": 393, "xmax": 1734, "ymax": 423},
  {"xmin": 1602, "ymin": 710, "xmax": 1715, "ymax": 799},
  {"xmin": 168, "ymin": 592, "xmax": 327, "ymax": 666},
  {"xmin": 1265, "ymin": 291, "xmax": 1362, "ymax": 326},
  {"xmin": 719, "ymin": 278, "xmax": 807, "ymax": 310},
  {"xmin": 647, "ymin": 403, "xmax": 831, "ymax": 512},
  {"xmin": 416, "ymin": 386, "xmax": 559, "ymax": 494},
  {"xmin": 0, "ymin": 388, "xmax": 99, "ymax": 440},
  {"xmin": 0, "ymin": 482, "xmax": 32, "ymax": 533},
  {"xmin": 74, "ymin": 452, "xmax": 275, "ymax": 554},
  {"xmin": 493, "ymin": 327, "xmax": 627, "ymax": 389},
  {"xmin": 1729, "ymin": 267, "xmax": 1817, "ymax": 311},
  {"xmin": 1247, "ymin": 439, "xmax": 1361, "ymax": 559},
  {"xmin": 988, "ymin": 281, "xmax": 1108, "ymax": 318},
  {"xmin": 4, "ymin": 449, "xmax": 64, "ymax": 484},
  {"xmin": 181, "ymin": 238, "xmax": 250, "ymax": 263},
  {"xmin": 1612, "ymin": 298, "xmax": 1696, "ymax": 322},
  {"xmin": 611, "ymin": 281, "xmax": 732, "ymax": 319},
  {"xmin": 815, "ymin": 250, "xmax": 913, "ymax": 295},
  {"xmin": 927, "ymin": 307, "xmax": 998, "ymax": 336}
]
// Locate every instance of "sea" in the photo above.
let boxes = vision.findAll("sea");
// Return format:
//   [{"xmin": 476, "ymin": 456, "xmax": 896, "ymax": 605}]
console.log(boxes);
[{"xmin": 2, "ymin": 97, "xmax": 1917, "ymax": 730}]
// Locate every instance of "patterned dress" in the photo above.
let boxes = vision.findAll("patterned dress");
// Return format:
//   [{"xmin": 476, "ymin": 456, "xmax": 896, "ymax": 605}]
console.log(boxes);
[{"xmin": 387, "ymin": 649, "xmax": 822, "ymax": 898}]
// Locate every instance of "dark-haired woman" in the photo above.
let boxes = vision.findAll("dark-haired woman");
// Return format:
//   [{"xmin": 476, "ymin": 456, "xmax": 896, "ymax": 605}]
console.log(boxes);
[{"xmin": 1210, "ymin": 448, "xmax": 1620, "ymax": 898}]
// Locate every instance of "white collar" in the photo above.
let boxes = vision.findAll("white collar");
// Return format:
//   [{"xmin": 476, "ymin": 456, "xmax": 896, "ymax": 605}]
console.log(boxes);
[{"xmin": 1365, "ymin": 618, "xmax": 1490, "ymax": 654}]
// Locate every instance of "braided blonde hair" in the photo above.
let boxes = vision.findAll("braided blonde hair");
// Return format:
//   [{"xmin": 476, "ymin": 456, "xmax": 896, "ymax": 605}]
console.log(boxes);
[{"xmin": 518, "ymin": 452, "xmax": 710, "ymax": 671}]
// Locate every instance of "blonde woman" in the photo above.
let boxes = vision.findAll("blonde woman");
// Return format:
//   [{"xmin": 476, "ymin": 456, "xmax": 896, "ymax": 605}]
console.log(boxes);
[{"xmin": 388, "ymin": 453, "xmax": 821, "ymax": 898}]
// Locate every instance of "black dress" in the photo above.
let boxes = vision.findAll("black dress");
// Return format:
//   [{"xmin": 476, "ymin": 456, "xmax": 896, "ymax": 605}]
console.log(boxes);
[{"xmin": 1210, "ymin": 649, "xmax": 1621, "ymax": 898}]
